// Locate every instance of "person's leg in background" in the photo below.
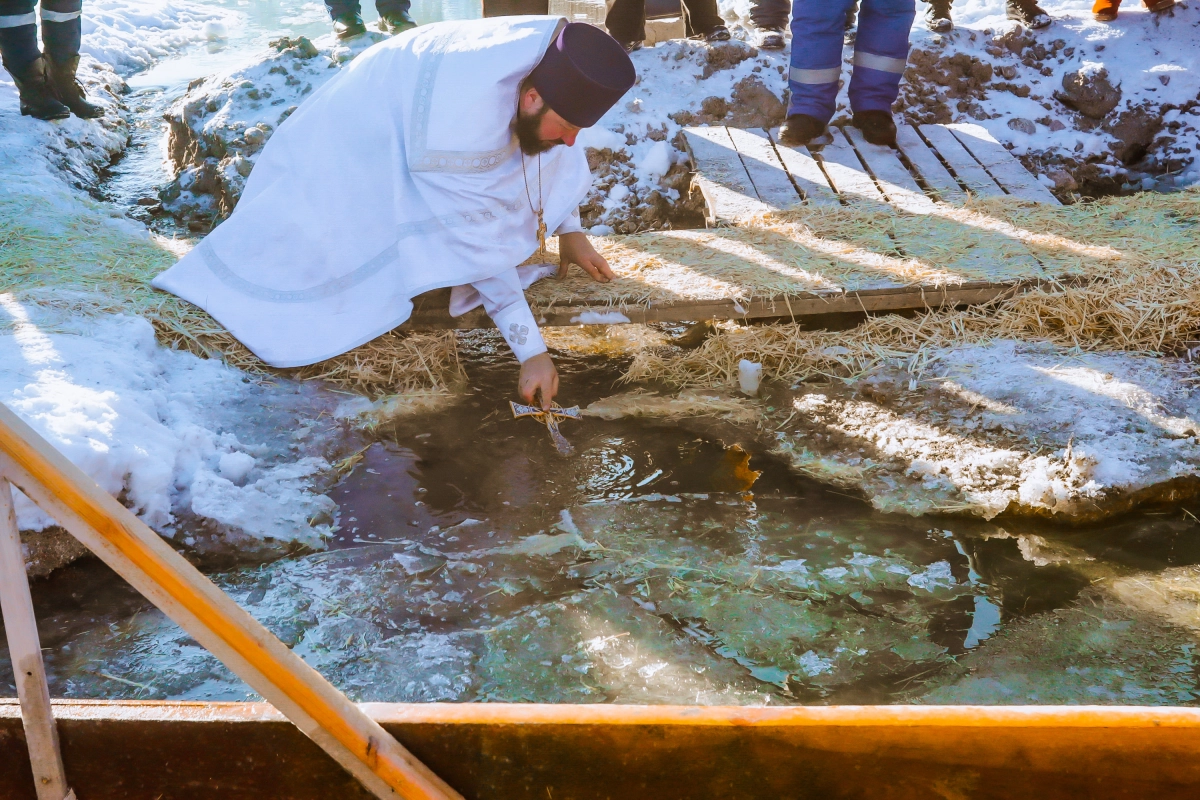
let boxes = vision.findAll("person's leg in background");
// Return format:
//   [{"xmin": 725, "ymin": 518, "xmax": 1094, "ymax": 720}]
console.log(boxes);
[
  {"xmin": 375, "ymin": 0, "xmax": 415, "ymax": 34},
  {"xmin": 848, "ymin": 0, "xmax": 915, "ymax": 146},
  {"xmin": 0, "ymin": 0, "xmax": 69, "ymax": 119},
  {"xmin": 325, "ymin": 0, "xmax": 365, "ymax": 39},
  {"xmin": 780, "ymin": 0, "xmax": 855, "ymax": 145},
  {"xmin": 40, "ymin": 0, "xmax": 100, "ymax": 117},
  {"xmin": 604, "ymin": 0, "xmax": 646, "ymax": 52},
  {"xmin": 681, "ymin": 0, "xmax": 729, "ymax": 42},
  {"xmin": 748, "ymin": 0, "xmax": 789, "ymax": 50},
  {"xmin": 923, "ymin": 0, "xmax": 952, "ymax": 32}
]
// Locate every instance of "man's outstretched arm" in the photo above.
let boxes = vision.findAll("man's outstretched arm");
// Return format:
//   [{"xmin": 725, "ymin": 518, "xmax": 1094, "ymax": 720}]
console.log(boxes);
[{"xmin": 471, "ymin": 271, "xmax": 558, "ymax": 409}]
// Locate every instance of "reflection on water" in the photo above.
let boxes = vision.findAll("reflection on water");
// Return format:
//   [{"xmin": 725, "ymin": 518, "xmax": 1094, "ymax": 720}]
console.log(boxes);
[{"xmin": 9, "ymin": 345, "xmax": 1200, "ymax": 706}]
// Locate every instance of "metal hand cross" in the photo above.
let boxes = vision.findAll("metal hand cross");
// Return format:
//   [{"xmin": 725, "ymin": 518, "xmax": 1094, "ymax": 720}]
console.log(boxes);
[{"xmin": 510, "ymin": 401, "xmax": 582, "ymax": 456}]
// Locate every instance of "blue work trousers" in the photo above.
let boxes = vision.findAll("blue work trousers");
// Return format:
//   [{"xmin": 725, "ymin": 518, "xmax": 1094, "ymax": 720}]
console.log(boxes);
[
  {"xmin": 787, "ymin": 0, "xmax": 915, "ymax": 123},
  {"xmin": 0, "ymin": 0, "xmax": 81, "ymax": 72}
]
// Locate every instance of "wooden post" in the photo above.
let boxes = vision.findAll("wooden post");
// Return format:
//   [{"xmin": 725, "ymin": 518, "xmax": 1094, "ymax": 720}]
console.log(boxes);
[
  {"xmin": 0, "ymin": 403, "xmax": 460, "ymax": 800},
  {"xmin": 0, "ymin": 479, "xmax": 73, "ymax": 800}
]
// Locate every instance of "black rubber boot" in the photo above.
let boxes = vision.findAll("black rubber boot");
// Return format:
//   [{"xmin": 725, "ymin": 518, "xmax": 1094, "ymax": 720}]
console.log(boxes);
[
  {"xmin": 925, "ymin": 0, "xmax": 953, "ymax": 31},
  {"xmin": 1006, "ymin": 0, "xmax": 1052, "ymax": 28},
  {"xmin": 852, "ymin": 110, "xmax": 897, "ymax": 147},
  {"xmin": 46, "ymin": 54, "xmax": 103, "ymax": 119},
  {"xmin": 779, "ymin": 113, "xmax": 827, "ymax": 147},
  {"xmin": 378, "ymin": 9, "xmax": 416, "ymax": 33},
  {"xmin": 332, "ymin": 11, "xmax": 367, "ymax": 39},
  {"xmin": 8, "ymin": 56, "xmax": 70, "ymax": 121}
]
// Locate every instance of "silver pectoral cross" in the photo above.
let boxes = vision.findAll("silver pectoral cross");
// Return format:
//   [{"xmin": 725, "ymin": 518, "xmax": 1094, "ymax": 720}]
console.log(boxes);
[{"xmin": 511, "ymin": 400, "xmax": 582, "ymax": 456}]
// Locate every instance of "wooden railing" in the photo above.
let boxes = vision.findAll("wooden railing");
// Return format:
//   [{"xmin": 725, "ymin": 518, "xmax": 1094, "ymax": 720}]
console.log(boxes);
[{"xmin": 0, "ymin": 402, "xmax": 460, "ymax": 800}]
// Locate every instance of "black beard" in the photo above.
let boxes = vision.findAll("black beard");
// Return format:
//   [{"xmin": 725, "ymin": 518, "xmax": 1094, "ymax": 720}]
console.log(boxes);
[{"xmin": 515, "ymin": 106, "xmax": 558, "ymax": 155}]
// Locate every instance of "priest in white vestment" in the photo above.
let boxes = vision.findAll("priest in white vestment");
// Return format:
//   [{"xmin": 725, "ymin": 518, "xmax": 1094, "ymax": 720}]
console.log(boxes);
[{"xmin": 152, "ymin": 18, "xmax": 636, "ymax": 408}]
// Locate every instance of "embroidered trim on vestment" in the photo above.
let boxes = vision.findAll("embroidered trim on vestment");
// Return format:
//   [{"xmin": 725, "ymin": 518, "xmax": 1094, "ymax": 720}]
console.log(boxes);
[
  {"xmin": 407, "ymin": 19, "xmax": 565, "ymax": 174},
  {"xmin": 197, "ymin": 198, "xmax": 524, "ymax": 303}
]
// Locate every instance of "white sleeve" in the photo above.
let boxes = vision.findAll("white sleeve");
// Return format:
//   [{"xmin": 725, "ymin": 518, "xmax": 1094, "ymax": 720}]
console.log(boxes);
[
  {"xmin": 471, "ymin": 269, "xmax": 547, "ymax": 364},
  {"xmin": 554, "ymin": 208, "xmax": 583, "ymax": 236}
]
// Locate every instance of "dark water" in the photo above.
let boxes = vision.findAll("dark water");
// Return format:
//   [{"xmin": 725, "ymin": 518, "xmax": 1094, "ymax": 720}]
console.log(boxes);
[{"xmin": 10, "ymin": 340, "xmax": 1200, "ymax": 706}]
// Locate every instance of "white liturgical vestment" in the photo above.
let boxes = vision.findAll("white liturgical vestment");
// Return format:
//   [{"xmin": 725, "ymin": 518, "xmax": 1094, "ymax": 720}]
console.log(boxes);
[{"xmin": 152, "ymin": 16, "xmax": 592, "ymax": 367}]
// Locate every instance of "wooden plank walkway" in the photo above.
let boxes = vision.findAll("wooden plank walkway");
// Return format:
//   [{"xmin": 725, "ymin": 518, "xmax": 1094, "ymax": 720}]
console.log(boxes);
[{"xmin": 402, "ymin": 121, "xmax": 1066, "ymax": 331}]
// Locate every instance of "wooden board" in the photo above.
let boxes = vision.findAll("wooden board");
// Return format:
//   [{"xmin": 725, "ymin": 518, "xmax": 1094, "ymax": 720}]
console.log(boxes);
[
  {"xmin": 767, "ymin": 129, "xmax": 840, "ymax": 207},
  {"xmin": 946, "ymin": 123, "xmax": 1063, "ymax": 205},
  {"xmin": 724, "ymin": 127, "xmax": 802, "ymax": 210},
  {"xmin": 403, "ymin": 280, "xmax": 1072, "ymax": 330},
  {"xmin": 894, "ymin": 123, "xmax": 967, "ymax": 204},
  {"xmin": 810, "ymin": 128, "xmax": 886, "ymax": 203},
  {"xmin": 842, "ymin": 126, "xmax": 934, "ymax": 214},
  {"xmin": 916, "ymin": 124, "xmax": 1007, "ymax": 199},
  {"xmin": 7, "ymin": 700, "xmax": 1200, "ymax": 800},
  {"xmin": 681, "ymin": 127, "xmax": 772, "ymax": 224}
]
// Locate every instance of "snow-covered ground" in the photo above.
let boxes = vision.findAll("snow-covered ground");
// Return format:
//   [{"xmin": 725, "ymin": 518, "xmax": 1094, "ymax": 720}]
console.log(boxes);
[
  {"xmin": 157, "ymin": 0, "xmax": 1199, "ymax": 231},
  {"xmin": 0, "ymin": 0, "xmax": 356, "ymax": 571},
  {"xmin": 82, "ymin": 0, "xmax": 237, "ymax": 74},
  {"xmin": 771, "ymin": 341, "xmax": 1200, "ymax": 521},
  {"xmin": 894, "ymin": 0, "xmax": 1200, "ymax": 195}
]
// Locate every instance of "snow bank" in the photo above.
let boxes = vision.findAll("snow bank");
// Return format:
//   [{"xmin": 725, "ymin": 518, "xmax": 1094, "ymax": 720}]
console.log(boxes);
[
  {"xmin": 0, "ymin": 307, "xmax": 336, "ymax": 556},
  {"xmin": 82, "ymin": 0, "xmax": 238, "ymax": 75},
  {"xmin": 158, "ymin": 31, "xmax": 383, "ymax": 227},
  {"xmin": 773, "ymin": 341, "xmax": 1200, "ymax": 521}
]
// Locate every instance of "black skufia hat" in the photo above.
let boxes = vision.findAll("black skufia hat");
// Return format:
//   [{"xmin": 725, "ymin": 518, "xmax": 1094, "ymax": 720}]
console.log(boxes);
[{"xmin": 528, "ymin": 22, "xmax": 637, "ymax": 128}]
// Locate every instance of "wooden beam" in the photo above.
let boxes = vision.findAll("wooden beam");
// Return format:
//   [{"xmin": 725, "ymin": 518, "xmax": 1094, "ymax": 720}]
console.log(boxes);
[
  {"xmin": 681, "ymin": 127, "xmax": 772, "ymax": 224},
  {"xmin": 401, "ymin": 279, "xmax": 1067, "ymax": 330},
  {"xmin": 5, "ymin": 700, "xmax": 1200, "ymax": 799},
  {"xmin": 723, "ymin": 127, "xmax": 802, "ymax": 210},
  {"xmin": 946, "ymin": 123, "xmax": 1062, "ymax": 205},
  {"xmin": 0, "ymin": 405, "xmax": 461, "ymax": 800},
  {"xmin": 0, "ymin": 480, "xmax": 73, "ymax": 800},
  {"xmin": 917, "ymin": 124, "xmax": 1006, "ymax": 199}
]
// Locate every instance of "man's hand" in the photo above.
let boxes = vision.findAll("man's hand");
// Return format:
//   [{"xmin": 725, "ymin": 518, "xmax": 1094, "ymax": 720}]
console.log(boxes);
[
  {"xmin": 558, "ymin": 231, "xmax": 614, "ymax": 283},
  {"xmin": 519, "ymin": 352, "xmax": 559, "ymax": 410}
]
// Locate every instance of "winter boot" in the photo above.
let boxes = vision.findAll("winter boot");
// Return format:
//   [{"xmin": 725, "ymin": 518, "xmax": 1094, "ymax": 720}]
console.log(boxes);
[
  {"xmin": 1143, "ymin": 0, "xmax": 1174, "ymax": 12},
  {"xmin": 378, "ymin": 9, "xmax": 416, "ymax": 33},
  {"xmin": 1092, "ymin": 0, "xmax": 1120, "ymax": 20},
  {"xmin": 756, "ymin": 26, "xmax": 785, "ymax": 50},
  {"xmin": 852, "ymin": 110, "xmax": 897, "ymax": 147},
  {"xmin": 45, "ymin": 55, "xmax": 102, "ymax": 119},
  {"xmin": 779, "ymin": 114, "xmax": 826, "ymax": 147},
  {"xmin": 332, "ymin": 11, "xmax": 367, "ymax": 39},
  {"xmin": 1005, "ymin": 0, "xmax": 1051, "ymax": 28},
  {"xmin": 703, "ymin": 25, "xmax": 731, "ymax": 42},
  {"xmin": 8, "ymin": 56, "xmax": 70, "ymax": 121},
  {"xmin": 925, "ymin": 0, "xmax": 953, "ymax": 32}
]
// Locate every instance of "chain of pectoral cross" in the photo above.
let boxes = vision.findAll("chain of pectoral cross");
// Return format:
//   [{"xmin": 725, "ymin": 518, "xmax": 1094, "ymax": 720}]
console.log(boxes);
[{"xmin": 521, "ymin": 152, "xmax": 549, "ymax": 259}]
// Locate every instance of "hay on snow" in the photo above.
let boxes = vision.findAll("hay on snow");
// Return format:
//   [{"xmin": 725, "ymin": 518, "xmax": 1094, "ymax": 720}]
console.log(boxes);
[
  {"xmin": 625, "ymin": 189, "xmax": 1200, "ymax": 388},
  {"xmin": 1, "ymin": 197, "xmax": 463, "ymax": 397}
]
